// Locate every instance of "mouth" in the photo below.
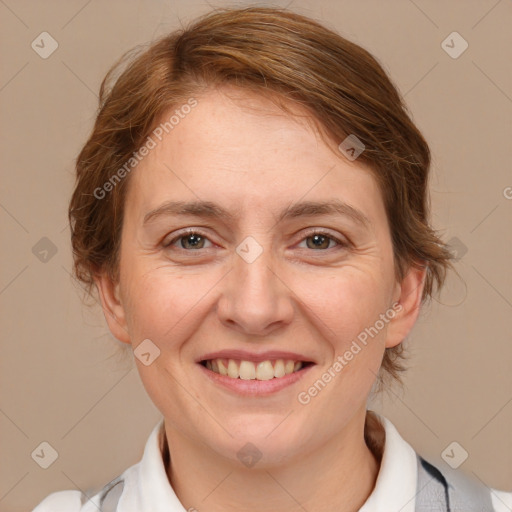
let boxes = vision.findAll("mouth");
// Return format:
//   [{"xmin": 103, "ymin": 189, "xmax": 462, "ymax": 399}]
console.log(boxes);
[{"xmin": 199, "ymin": 358, "xmax": 315, "ymax": 380}]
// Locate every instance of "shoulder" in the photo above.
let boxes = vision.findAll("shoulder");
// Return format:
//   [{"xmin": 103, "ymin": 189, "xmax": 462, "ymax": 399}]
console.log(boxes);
[
  {"xmin": 32, "ymin": 475, "xmax": 126, "ymax": 512},
  {"xmin": 490, "ymin": 487, "xmax": 512, "ymax": 512},
  {"xmin": 417, "ymin": 454, "xmax": 512, "ymax": 511},
  {"xmin": 31, "ymin": 420, "xmax": 164, "ymax": 512},
  {"xmin": 32, "ymin": 471, "xmax": 131, "ymax": 512},
  {"xmin": 32, "ymin": 490, "xmax": 85, "ymax": 511}
]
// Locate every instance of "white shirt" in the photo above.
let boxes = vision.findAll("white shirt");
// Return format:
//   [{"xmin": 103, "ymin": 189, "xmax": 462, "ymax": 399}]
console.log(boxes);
[{"xmin": 32, "ymin": 411, "xmax": 512, "ymax": 511}]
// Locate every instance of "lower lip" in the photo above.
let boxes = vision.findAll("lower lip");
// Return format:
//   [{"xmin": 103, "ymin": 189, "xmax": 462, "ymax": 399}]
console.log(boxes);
[{"xmin": 198, "ymin": 363, "xmax": 314, "ymax": 396}]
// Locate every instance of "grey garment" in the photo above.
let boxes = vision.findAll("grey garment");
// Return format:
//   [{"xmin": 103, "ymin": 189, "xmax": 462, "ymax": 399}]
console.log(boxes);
[
  {"xmin": 90, "ymin": 456, "xmax": 495, "ymax": 512},
  {"xmin": 79, "ymin": 476, "xmax": 125, "ymax": 512},
  {"xmin": 99, "ymin": 478, "xmax": 125, "ymax": 512},
  {"xmin": 415, "ymin": 454, "xmax": 494, "ymax": 511}
]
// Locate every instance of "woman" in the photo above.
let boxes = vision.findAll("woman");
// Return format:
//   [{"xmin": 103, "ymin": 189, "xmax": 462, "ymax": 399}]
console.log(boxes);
[{"xmin": 33, "ymin": 6, "xmax": 511, "ymax": 512}]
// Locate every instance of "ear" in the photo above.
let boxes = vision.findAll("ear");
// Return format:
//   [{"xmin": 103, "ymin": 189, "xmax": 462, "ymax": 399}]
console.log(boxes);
[
  {"xmin": 385, "ymin": 264, "xmax": 427, "ymax": 349},
  {"xmin": 94, "ymin": 272, "xmax": 131, "ymax": 345}
]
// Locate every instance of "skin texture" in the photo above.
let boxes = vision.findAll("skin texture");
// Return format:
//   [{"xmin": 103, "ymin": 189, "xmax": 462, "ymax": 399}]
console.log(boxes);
[{"xmin": 95, "ymin": 85, "xmax": 426, "ymax": 512}]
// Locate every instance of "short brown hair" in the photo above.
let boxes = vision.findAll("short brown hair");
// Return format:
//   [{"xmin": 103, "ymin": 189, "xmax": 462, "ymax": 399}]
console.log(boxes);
[{"xmin": 69, "ymin": 6, "xmax": 452, "ymax": 392}]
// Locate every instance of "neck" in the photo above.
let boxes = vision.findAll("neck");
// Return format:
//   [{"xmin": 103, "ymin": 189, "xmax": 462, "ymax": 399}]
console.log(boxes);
[{"xmin": 163, "ymin": 408, "xmax": 383, "ymax": 512}]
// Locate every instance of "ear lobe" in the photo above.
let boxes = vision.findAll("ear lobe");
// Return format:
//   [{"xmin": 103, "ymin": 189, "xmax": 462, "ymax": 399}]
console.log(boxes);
[
  {"xmin": 94, "ymin": 272, "xmax": 131, "ymax": 345},
  {"xmin": 385, "ymin": 264, "xmax": 427, "ymax": 349}
]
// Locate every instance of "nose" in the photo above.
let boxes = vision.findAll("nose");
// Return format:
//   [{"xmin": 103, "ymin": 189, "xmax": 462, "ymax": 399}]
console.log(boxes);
[{"xmin": 216, "ymin": 249, "xmax": 294, "ymax": 337}]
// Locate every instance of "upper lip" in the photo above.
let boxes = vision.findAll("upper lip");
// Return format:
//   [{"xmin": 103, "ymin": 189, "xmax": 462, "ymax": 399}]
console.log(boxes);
[{"xmin": 197, "ymin": 349, "xmax": 316, "ymax": 364}]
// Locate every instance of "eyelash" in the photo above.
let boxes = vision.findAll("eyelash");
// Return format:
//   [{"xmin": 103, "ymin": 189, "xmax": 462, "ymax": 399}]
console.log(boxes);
[{"xmin": 163, "ymin": 228, "xmax": 348, "ymax": 252}]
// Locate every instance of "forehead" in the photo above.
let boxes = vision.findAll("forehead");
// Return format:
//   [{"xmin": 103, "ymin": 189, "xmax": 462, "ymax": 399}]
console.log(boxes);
[{"xmin": 125, "ymin": 87, "xmax": 384, "ymax": 222}]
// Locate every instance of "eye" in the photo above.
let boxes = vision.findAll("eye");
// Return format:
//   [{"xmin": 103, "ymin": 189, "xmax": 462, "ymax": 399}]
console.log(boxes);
[
  {"xmin": 298, "ymin": 230, "xmax": 347, "ymax": 250},
  {"xmin": 163, "ymin": 229, "xmax": 213, "ymax": 250},
  {"xmin": 162, "ymin": 228, "xmax": 348, "ymax": 253}
]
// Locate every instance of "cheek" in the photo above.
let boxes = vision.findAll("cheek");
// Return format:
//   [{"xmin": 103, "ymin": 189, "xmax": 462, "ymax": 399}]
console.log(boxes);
[
  {"xmin": 309, "ymin": 274, "xmax": 390, "ymax": 392},
  {"xmin": 299, "ymin": 267, "xmax": 392, "ymax": 343},
  {"xmin": 120, "ymin": 263, "xmax": 218, "ymax": 346}
]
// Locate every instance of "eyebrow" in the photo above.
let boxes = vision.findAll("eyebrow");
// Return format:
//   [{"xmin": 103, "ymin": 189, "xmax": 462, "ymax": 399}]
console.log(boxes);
[{"xmin": 143, "ymin": 199, "xmax": 371, "ymax": 228}]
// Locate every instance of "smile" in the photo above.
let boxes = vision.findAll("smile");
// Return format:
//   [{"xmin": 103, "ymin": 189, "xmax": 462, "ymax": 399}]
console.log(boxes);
[{"xmin": 201, "ymin": 358, "xmax": 313, "ymax": 380}]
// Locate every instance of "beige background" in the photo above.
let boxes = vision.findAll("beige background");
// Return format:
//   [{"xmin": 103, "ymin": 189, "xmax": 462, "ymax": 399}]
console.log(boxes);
[{"xmin": 1, "ymin": 0, "xmax": 511, "ymax": 510}]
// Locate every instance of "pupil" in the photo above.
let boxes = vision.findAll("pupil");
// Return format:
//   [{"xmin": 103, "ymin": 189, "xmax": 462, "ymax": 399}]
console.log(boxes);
[
  {"xmin": 184, "ymin": 234, "xmax": 202, "ymax": 248},
  {"xmin": 310, "ymin": 234, "xmax": 328, "ymax": 249}
]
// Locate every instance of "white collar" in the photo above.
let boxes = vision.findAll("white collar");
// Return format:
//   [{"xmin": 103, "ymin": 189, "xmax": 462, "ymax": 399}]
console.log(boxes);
[
  {"xmin": 135, "ymin": 417, "xmax": 185, "ymax": 511},
  {"xmin": 120, "ymin": 410, "xmax": 418, "ymax": 512},
  {"xmin": 359, "ymin": 412, "xmax": 417, "ymax": 511}
]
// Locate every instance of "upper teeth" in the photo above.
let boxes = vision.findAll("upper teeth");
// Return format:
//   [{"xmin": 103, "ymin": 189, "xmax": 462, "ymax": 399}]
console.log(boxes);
[{"xmin": 205, "ymin": 359, "xmax": 303, "ymax": 380}]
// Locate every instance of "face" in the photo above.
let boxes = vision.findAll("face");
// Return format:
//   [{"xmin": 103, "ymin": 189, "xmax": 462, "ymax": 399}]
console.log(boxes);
[{"xmin": 97, "ymin": 86, "xmax": 424, "ymax": 467}]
